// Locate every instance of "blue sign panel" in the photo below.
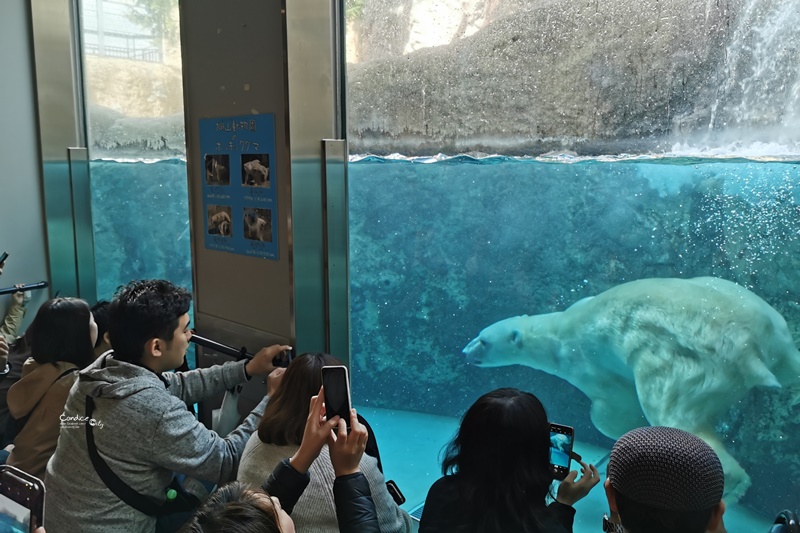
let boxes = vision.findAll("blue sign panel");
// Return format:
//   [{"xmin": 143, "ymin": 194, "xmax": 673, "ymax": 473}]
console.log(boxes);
[{"xmin": 199, "ymin": 114, "xmax": 278, "ymax": 260}]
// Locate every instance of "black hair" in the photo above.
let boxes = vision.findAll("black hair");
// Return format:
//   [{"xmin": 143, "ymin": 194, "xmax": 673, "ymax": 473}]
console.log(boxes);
[
  {"xmin": 180, "ymin": 482, "xmax": 282, "ymax": 533},
  {"xmin": 29, "ymin": 298, "xmax": 95, "ymax": 369},
  {"xmin": 108, "ymin": 280, "xmax": 191, "ymax": 364},
  {"xmin": 439, "ymin": 388, "xmax": 555, "ymax": 532},
  {"xmin": 90, "ymin": 300, "xmax": 111, "ymax": 349},
  {"xmin": 615, "ymin": 488, "xmax": 716, "ymax": 533}
]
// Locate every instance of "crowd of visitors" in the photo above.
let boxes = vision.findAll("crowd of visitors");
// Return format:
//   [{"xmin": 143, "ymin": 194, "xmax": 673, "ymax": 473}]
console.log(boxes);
[{"xmin": 0, "ymin": 262, "xmax": 794, "ymax": 533}]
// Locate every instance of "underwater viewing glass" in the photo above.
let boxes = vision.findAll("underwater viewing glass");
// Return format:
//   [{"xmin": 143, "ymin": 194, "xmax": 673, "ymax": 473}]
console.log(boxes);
[
  {"xmin": 66, "ymin": 0, "xmax": 800, "ymax": 531},
  {"xmin": 344, "ymin": 0, "xmax": 800, "ymax": 529}
]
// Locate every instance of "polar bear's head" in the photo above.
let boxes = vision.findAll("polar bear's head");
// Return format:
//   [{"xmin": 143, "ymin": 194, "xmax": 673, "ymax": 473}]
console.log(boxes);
[{"xmin": 462, "ymin": 313, "xmax": 563, "ymax": 374}]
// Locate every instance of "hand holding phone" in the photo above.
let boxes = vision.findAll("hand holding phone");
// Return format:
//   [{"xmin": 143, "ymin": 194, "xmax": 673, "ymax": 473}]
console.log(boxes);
[
  {"xmin": 549, "ymin": 422, "xmax": 575, "ymax": 481},
  {"xmin": 272, "ymin": 347, "xmax": 296, "ymax": 368},
  {"xmin": 327, "ymin": 407, "xmax": 367, "ymax": 477},
  {"xmin": 321, "ymin": 365, "xmax": 352, "ymax": 429},
  {"xmin": 0, "ymin": 465, "xmax": 45, "ymax": 532}
]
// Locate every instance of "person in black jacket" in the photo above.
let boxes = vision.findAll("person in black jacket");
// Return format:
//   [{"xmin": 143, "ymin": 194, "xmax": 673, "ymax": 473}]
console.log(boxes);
[
  {"xmin": 180, "ymin": 389, "xmax": 379, "ymax": 533},
  {"xmin": 420, "ymin": 388, "xmax": 600, "ymax": 533}
]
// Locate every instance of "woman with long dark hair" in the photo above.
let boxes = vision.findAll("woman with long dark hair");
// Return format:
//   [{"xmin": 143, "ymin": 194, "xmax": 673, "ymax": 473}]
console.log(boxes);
[
  {"xmin": 6, "ymin": 298, "xmax": 98, "ymax": 478},
  {"xmin": 420, "ymin": 388, "xmax": 600, "ymax": 532},
  {"xmin": 237, "ymin": 353, "xmax": 412, "ymax": 532}
]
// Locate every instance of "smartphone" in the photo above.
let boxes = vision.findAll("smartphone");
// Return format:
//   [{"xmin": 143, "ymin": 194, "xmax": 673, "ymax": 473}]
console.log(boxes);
[
  {"xmin": 385, "ymin": 479, "xmax": 405, "ymax": 505},
  {"xmin": 321, "ymin": 365, "xmax": 352, "ymax": 428},
  {"xmin": 549, "ymin": 422, "xmax": 574, "ymax": 481},
  {"xmin": 0, "ymin": 465, "xmax": 45, "ymax": 532},
  {"xmin": 0, "ymin": 251, "xmax": 8, "ymax": 265},
  {"xmin": 273, "ymin": 347, "xmax": 295, "ymax": 368}
]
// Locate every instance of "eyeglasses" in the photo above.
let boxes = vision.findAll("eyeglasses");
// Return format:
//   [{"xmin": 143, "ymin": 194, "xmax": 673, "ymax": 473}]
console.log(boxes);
[{"xmin": 602, "ymin": 513, "xmax": 624, "ymax": 533}]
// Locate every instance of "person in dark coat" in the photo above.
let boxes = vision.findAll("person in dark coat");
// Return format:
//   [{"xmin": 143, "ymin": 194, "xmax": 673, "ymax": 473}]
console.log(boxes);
[
  {"xmin": 420, "ymin": 388, "xmax": 601, "ymax": 533},
  {"xmin": 180, "ymin": 390, "xmax": 379, "ymax": 533}
]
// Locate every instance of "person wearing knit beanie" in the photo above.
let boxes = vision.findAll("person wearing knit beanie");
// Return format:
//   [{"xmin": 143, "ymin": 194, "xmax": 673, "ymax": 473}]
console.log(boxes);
[{"xmin": 603, "ymin": 426, "xmax": 727, "ymax": 533}]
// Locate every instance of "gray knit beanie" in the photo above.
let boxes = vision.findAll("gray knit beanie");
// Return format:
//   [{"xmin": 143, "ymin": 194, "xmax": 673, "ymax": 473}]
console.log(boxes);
[{"xmin": 608, "ymin": 426, "xmax": 724, "ymax": 511}]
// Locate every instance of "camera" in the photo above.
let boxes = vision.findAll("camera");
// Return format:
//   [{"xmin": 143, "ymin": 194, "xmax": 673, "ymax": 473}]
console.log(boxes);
[{"xmin": 769, "ymin": 510, "xmax": 799, "ymax": 533}]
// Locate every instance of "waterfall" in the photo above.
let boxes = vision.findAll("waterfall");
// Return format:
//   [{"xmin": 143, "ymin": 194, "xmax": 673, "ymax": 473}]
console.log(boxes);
[{"xmin": 711, "ymin": 0, "xmax": 800, "ymax": 135}]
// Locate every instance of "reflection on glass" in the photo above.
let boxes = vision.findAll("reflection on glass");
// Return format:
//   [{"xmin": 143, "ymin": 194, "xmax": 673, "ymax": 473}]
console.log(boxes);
[
  {"xmin": 346, "ymin": 0, "xmax": 800, "ymax": 529},
  {"xmin": 346, "ymin": 0, "xmax": 799, "ymax": 157},
  {"xmin": 349, "ymin": 157, "xmax": 800, "ymax": 530},
  {"xmin": 80, "ymin": 0, "xmax": 192, "ymax": 363},
  {"xmin": 81, "ymin": 0, "xmax": 185, "ymax": 160}
]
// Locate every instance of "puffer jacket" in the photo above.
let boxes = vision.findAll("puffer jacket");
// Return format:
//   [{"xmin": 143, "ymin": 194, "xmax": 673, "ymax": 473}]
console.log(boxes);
[{"xmin": 263, "ymin": 458, "xmax": 380, "ymax": 533}]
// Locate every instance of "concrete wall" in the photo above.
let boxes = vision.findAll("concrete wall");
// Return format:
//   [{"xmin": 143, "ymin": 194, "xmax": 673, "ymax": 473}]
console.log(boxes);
[{"xmin": 0, "ymin": 0, "xmax": 51, "ymax": 333}]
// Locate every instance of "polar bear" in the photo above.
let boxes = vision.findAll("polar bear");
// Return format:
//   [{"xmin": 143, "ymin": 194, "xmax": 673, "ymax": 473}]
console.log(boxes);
[
  {"xmin": 243, "ymin": 159, "xmax": 269, "ymax": 187},
  {"xmin": 462, "ymin": 277, "xmax": 800, "ymax": 501}
]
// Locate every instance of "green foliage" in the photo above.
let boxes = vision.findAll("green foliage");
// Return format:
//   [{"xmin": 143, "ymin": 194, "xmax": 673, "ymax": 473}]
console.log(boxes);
[
  {"xmin": 345, "ymin": 0, "xmax": 365, "ymax": 20},
  {"xmin": 126, "ymin": 0, "xmax": 177, "ymax": 39}
]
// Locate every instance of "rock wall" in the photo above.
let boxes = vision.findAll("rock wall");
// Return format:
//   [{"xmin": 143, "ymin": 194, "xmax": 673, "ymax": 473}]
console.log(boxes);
[{"xmin": 347, "ymin": 0, "xmax": 744, "ymax": 155}]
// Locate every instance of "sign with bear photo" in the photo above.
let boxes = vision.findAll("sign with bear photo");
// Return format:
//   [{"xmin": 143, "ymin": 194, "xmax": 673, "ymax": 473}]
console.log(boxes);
[{"xmin": 199, "ymin": 113, "xmax": 278, "ymax": 260}]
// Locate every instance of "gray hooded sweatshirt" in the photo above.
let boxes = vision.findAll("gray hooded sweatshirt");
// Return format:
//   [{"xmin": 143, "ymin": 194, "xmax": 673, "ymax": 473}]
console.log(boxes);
[{"xmin": 44, "ymin": 353, "xmax": 267, "ymax": 533}]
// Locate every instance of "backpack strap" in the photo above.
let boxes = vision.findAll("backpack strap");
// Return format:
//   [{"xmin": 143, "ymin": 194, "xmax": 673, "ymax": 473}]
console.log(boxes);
[{"xmin": 85, "ymin": 395, "xmax": 163, "ymax": 516}]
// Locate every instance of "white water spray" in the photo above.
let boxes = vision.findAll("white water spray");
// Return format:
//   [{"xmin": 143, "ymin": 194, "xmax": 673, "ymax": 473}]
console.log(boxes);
[{"xmin": 711, "ymin": 0, "xmax": 800, "ymax": 133}]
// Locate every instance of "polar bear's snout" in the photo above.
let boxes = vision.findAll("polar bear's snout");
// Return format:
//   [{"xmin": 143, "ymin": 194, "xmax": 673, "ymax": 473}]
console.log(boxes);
[{"xmin": 463, "ymin": 336, "xmax": 487, "ymax": 365}]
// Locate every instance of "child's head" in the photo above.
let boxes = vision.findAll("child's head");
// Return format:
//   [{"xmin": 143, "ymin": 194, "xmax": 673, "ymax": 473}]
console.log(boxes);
[{"xmin": 180, "ymin": 482, "xmax": 293, "ymax": 533}]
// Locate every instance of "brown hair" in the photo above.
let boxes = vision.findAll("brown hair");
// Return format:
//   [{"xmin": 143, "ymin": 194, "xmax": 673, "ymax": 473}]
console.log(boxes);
[
  {"xmin": 180, "ymin": 481, "xmax": 282, "ymax": 533},
  {"xmin": 257, "ymin": 352, "xmax": 342, "ymax": 446}
]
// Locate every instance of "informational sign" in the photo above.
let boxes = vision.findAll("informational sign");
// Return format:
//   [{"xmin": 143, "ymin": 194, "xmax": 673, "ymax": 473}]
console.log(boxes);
[{"xmin": 199, "ymin": 114, "xmax": 278, "ymax": 260}]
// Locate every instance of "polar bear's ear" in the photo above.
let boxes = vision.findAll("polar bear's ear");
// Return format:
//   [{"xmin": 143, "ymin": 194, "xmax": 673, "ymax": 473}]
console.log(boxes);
[{"xmin": 511, "ymin": 330, "xmax": 523, "ymax": 347}]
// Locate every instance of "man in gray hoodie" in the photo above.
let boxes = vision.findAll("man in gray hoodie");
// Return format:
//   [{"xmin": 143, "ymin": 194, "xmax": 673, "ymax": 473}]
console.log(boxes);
[{"xmin": 44, "ymin": 279, "xmax": 290, "ymax": 533}]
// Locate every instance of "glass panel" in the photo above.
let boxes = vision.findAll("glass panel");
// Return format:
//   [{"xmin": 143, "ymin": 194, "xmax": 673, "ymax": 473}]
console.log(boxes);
[
  {"xmin": 346, "ymin": 0, "xmax": 799, "ymax": 529},
  {"xmin": 80, "ymin": 0, "xmax": 193, "ymax": 363}
]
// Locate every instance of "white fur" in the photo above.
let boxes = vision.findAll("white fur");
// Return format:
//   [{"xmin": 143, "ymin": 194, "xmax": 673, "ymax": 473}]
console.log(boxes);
[
  {"xmin": 463, "ymin": 277, "xmax": 800, "ymax": 501},
  {"xmin": 243, "ymin": 160, "xmax": 269, "ymax": 186}
]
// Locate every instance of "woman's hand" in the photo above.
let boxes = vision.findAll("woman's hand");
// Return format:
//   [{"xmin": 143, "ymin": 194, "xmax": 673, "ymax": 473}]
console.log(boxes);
[
  {"xmin": 289, "ymin": 387, "xmax": 340, "ymax": 474},
  {"xmin": 245, "ymin": 344, "xmax": 291, "ymax": 377},
  {"xmin": 328, "ymin": 408, "xmax": 368, "ymax": 477},
  {"xmin": 556, "ymin": 460, "xmax": 600, "ymax": 506}
]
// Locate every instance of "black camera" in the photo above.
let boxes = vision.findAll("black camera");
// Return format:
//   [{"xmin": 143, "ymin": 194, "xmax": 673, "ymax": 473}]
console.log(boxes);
[
  {"xmin": 189, "ymin": 332, "xmax": 294, "ymax": 368},
  {"xmin": 769, "ymin": 510, "xmax": 799, "ymax": 533}
]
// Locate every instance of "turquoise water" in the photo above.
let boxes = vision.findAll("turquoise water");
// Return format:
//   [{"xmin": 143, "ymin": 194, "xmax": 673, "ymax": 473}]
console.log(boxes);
[
  {"xmin": 89, "ymin": 159, "xmax": 196, "ymax": 366},
  {"xmin": 361, "ymin": 406, "xmax": 771, "ymax": 533},
  {"xmin": 89, "ymin": 160, "xmax": 192, "ymax": 300},
  {"xmin": 89, "ymin": 156, "xmax": 800, "ymax": 530},
  {"xmin": 348, "ymin": 156, "xmax": 800, "ymax": 530}
]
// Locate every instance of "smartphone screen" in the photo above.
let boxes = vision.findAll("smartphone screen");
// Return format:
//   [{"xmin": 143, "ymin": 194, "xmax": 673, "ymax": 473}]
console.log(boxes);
[
  {"xmin": 0, "ymin": 251, "xmax": 8, "ymax": 265},
  {"xmin": 549, "ymin": 423, "xmax": 574, "ymax": 481},
  {"xmin": 0, "ymin": 466, "xmax": 45, "ymax": 532},
  {"xmin": 321, "ymin": 365, "xmax": 352, "ymax": 428}
]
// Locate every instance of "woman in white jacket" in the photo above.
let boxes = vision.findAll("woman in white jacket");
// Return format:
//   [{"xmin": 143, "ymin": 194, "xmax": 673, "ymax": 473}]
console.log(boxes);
[{"xmin": 237, "ymin": 353, "xmax": 412, "ymax": 533}]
